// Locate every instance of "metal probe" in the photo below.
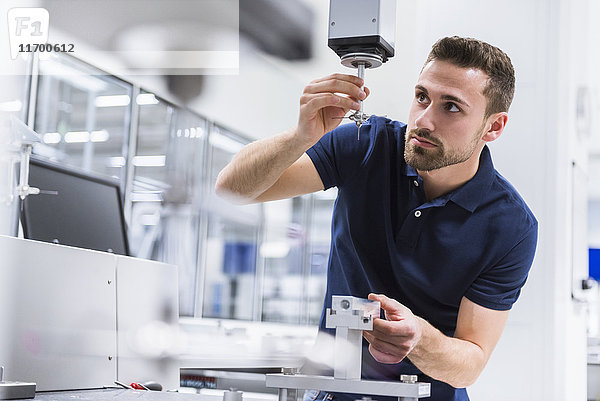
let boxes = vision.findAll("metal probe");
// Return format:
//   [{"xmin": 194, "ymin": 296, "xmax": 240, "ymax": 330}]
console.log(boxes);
[
  {"xmin": 346, "ymin": 62, "xmax": 369, "ymax": 140},
  {"xmin": 356, "ymin": 63, "xmax": 365, "ymax": 140}
]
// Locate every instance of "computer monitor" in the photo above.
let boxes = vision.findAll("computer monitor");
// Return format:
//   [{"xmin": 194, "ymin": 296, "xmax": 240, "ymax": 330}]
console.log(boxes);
[{"xmin": 21, "ymin": 156, "xmax": 130, "ymax": 256}]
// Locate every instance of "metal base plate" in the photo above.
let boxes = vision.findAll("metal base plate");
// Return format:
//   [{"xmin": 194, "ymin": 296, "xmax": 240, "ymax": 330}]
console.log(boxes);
[{"xmin": 265, "ymin": 373, "xmax": 430, "ymax": 398}]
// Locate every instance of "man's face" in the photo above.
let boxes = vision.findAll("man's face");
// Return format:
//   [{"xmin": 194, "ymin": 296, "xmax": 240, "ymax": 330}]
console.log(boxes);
[{"xmin": 404, "ymin": 59, "xmax": 490, "ymax": 171}]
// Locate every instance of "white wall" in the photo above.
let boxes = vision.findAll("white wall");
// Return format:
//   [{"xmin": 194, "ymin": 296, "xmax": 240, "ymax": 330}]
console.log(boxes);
[{"xmin": 411, "ymin": 0, "xmax": 590, "ymax": 400}]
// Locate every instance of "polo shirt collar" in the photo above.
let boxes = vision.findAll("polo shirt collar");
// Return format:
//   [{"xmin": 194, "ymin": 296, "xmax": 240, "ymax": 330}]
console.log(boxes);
[
  {"xmin": 448, "ymin": 145, "xmax": 495, "ymax": 213},
  {"xmin": 403, "ymin": 145, "xmax": 495, "ymax": 213}
]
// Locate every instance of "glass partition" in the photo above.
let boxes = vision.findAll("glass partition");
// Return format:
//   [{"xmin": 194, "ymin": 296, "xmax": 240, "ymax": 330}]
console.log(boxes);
[
  {"xmin": 34, "ymin": 54, "xmax": 132, "ymax": 183},
  {"xmin": 128, "ymin": 94, "xmax": 208, "ymax": 317},
  {"xmin": 307, "ymin": 189, "xmax": 337, "ymax": 324},
  {"xmin": 199, "ymin": 125, "xmax": 263, "ymax": 320}
]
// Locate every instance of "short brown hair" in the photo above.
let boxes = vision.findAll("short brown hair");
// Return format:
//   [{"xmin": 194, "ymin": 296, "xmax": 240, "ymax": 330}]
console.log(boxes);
[{"xmin": 424, "ymin": 36, "xmax": 515, "ymax": 117}]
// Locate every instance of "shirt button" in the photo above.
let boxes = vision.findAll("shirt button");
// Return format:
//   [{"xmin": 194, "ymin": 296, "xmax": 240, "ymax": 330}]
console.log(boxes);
[
  {"xmin": 414, "ymin": 210, "xmax": 422, "ymax": 218},
  {"xmin": 413, "ymin": 180, "xmax": 419, "ymax": 187}
]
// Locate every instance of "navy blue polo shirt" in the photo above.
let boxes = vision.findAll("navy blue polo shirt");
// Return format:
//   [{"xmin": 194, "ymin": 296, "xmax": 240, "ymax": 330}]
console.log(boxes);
[{"xmin": 305, "ymin": 116, "xmax": 538, "ymax": 401}]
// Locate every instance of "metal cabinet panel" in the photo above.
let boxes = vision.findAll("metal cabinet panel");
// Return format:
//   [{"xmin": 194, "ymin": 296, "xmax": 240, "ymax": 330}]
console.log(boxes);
[
  {"xmin": 0, "ymin": 235, "xmax": 117, "ymax": 391},
  {"xmin": 115, "ymin": 255, "xmax": 179, "ymax": 391}
]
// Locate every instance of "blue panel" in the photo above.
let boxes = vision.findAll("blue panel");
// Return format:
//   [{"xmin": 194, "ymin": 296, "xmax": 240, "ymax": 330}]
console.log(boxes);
[
  {"xmin": 223, "ymin": 242, "xmax": 257, "ymax": 275},
  {"xmin": 590, "ymin": 248, "xmax": 600, "ymax": 280}
]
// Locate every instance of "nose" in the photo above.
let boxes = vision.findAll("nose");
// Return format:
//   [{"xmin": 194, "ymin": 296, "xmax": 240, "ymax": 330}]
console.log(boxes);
[{"xmin": 413, "ymin": 105, "xmax": 435, "ymax": 132}]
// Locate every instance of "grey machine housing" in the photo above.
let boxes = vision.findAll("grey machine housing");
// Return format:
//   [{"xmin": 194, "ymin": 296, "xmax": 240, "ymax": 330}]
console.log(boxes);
[{"xmin": 328, "ymin": 0, "xmax": 396, "ymax": 68}]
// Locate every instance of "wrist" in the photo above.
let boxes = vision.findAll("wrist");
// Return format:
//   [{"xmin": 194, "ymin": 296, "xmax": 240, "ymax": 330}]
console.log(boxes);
[
  {"xmin": 285, "ymin": 126, "xmax": 318, "ymax": 151},
  {"xmin": 410, "ymin": 316, "xmax": 430, "ymax": 358}
]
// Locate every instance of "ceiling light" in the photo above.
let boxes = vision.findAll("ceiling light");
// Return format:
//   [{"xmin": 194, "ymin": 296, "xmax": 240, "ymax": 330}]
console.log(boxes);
[
  {"xmin": 136, "ymin": 93, "xmax": 159, "ymax": 105},
  {"xmin": 95, "ymin": 95, "xmax": 131, "ymax": 108},
  {"xmin": 90, "ymin": 130, "xmax": 110, "ymax": 142},
  {"xmin": 64, "ymin": 131, "xmax": 90, "ymax": 143},
  {"xmin": 133, "ymin": 155, "xmax": 166, "ymax": 167},
  {"xmin": 42, "ymin": 132, "xmax": 61, "ymax": 144}
]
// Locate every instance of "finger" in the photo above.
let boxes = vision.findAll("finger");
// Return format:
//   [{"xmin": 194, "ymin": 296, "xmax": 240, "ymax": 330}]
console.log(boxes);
[
  {"xmin": 347, "ymin": 88, "xmax": 370, "ymax": 103},
  {"xmin": 311, "ymin": 73, "xmax": 364, "ymax": 87},
  {"xmin": 363, "ymin": 330, "xmax": 406, "ymax": 352},
  {"xmin": 372, "ymin": 318, "xmax": 417, "ymax": 339},
  {"xmin": 305, "ymin": 80, "xmax": 366, "ymax": 101},
  {"xmin": 368, "ymin": 343, "xmax": 405, "ymax": 364},
  {"xmin": 300, "ymin": 93, "xmax": 361, "ymax": 112},
  {"xmin": 369, "ymin": 293, "xmax": 410, "ymax": 315},
  {"xmin": 364, "ymin": 331, "xmax": 406, "ymax": 356},
  {"xmin": 341, "ymin": 87, "xmax": 371, "ymax": 104},
  {"xmin": 364, "ymin": 329, "xmax": 412, "ymax": 364}
]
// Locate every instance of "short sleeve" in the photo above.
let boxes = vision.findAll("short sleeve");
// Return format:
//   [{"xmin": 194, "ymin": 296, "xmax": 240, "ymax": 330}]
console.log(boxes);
[
  {"xmin": 464, "ymin": 223, "xmax": 538, "ymax": 310},
  {"xmin": 306, "ymin": 121, "xmax": 377, "ymax": 189}
]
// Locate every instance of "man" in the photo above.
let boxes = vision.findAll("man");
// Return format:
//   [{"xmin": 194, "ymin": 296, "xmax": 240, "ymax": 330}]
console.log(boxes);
[{"xmin": 215, "ymin": 36, "xmax": 537, "ymax": 401}]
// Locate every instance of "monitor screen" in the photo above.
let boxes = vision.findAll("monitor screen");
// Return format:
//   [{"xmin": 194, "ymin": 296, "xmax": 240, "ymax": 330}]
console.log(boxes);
[{"xmin": 22, "ymin": 157, "xmax": 130, "ymax": 256}]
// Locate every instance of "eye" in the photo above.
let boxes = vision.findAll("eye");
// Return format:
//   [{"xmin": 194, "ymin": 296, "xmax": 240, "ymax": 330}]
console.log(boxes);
[
  {"xmin": 445, "ymin": 102, "xmax": 461, "ymax": 113},
  {"xmin": 416, "ymin": 92, "xmax": 429, "ymax": 104}
]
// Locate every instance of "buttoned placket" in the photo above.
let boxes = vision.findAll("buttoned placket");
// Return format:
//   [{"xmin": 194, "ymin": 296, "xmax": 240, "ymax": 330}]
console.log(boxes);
[{"xmin": 396, "ymin": 176, "xmax": 450, "ymax": 249}]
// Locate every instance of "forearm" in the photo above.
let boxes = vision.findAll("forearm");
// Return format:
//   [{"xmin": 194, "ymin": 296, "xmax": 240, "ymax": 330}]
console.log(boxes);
[
  {"xmin": 215, "ymin": 127, "xmax": 309, "ymax": 203},
  {"xmin": 408, "ymin": 317, "xmax": 486, "ymax": 388}
]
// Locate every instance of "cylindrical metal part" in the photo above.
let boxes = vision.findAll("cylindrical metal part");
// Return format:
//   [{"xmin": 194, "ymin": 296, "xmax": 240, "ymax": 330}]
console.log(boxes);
[
  {"xmin": 278, "ymin": 388, "xmax": 288, "ymax": 401},
  {"xmin": 340, "ymin": 53, "xmax": 383, "ymax": 69},
  {"xmin": 357, "ymin": 63, "xmax": 365, "ymax": 80},
  {"xmin": 357, "ymin": 63, "xmax": 365, "ymax": 115},
  {"xmin": 18, "ymin": 145, "xmax": 31, "ymax": 198},
  {"xmin": 223, "ymin": 389, "xmax": 243, "ymax": 401}
]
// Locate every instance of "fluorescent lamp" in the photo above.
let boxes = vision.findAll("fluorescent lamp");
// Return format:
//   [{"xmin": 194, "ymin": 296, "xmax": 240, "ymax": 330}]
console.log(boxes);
[
  {"xmin": 133, "ymin": 155, "xmax": 166, "ymax": 167},
  {"xmin": 107, "ymin": 156, "xmax": 125, "ymax": 167},
  {"xmin": 95, "ymin": 95, "xmax": 130, "ymax": 108},
  {"xmin": 131, "ymin": 192, "xmax": 163, "ymax": 202},
  {"xmin": 136, "ymin": 93, "xmax": 159, "ymax": 105},
  {"xmin": 42, "ymin": 132, "xmax": 61, "ymax": 144},
  {"xmin": 90, "ymin": 130, "xmax": 110, "ymax": 142},
  {"xmin": 64, "ymin": 131, "xmax": 90, "ymax": 143}
]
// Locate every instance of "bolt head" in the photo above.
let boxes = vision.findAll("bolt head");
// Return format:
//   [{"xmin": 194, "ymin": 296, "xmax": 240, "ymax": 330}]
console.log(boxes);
[{"xmin": 400, "ymin": 374, "xmax": 417, "ymax": 384}]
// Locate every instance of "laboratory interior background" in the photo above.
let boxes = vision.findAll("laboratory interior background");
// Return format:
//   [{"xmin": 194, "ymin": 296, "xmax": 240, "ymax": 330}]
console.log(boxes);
[{"xmin": 1, "ymin": 0, "xmax": 600, "ymax": 400}]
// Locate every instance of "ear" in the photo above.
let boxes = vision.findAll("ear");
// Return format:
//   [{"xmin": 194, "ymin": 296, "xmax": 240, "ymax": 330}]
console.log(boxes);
[{"xmin": 481, "ymin": 112, "xmax": 508, "ymax": 143}]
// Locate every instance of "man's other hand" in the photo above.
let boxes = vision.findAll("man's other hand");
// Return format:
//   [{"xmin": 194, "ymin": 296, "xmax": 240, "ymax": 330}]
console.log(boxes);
[{"xmin": 363, "ymin": 293, "xmax": 423, "ymax": 364}]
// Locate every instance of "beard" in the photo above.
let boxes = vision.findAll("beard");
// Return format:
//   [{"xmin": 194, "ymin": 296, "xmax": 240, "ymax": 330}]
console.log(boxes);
[{"xmin": 403, "ymin": 126, "xmax": 482, "ymax": 171}]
